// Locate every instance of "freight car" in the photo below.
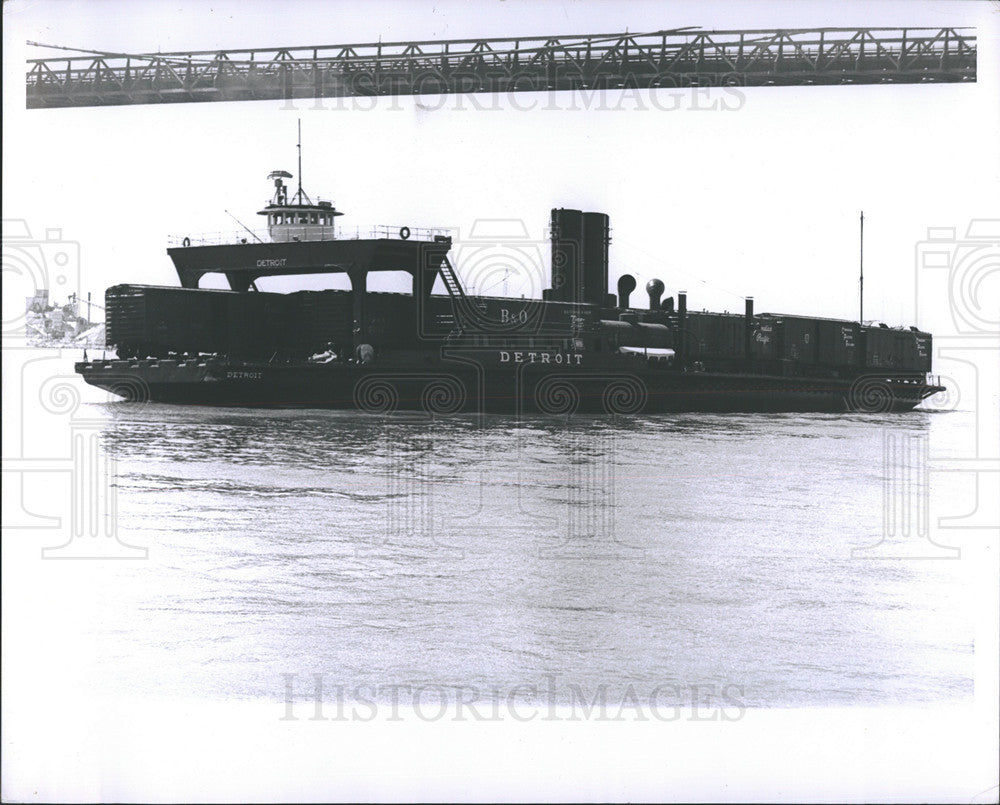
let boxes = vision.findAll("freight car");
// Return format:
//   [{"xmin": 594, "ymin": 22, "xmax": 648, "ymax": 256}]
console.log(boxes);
[{"xmin": 107, "ymin": 284, "xmax": 296, "ymax": 360}]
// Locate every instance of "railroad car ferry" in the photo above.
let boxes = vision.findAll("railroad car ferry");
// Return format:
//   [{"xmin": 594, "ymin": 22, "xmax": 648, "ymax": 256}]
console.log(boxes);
[{"xmin": 76, "ymin": 165, "xmax": 944, "ymax": 414}]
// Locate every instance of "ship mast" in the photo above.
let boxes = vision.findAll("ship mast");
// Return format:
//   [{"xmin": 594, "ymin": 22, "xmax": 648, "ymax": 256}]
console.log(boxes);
[
  {"xmin": 292, "ymin": 119, "xmax": 312, "ymax": 206},
  {"xmin": 859, "ymin": 210, "xmax": 864, "ymax": 324},
  {"xmin": 258, "ymin": 121, "xmax": 341, "ymax": 243}
]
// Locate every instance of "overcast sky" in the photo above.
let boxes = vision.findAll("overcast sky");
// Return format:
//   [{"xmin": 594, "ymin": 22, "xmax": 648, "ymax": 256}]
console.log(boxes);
[{"xmin": 3, "ymin": 0, "xmax": 998, "ymax": 334}]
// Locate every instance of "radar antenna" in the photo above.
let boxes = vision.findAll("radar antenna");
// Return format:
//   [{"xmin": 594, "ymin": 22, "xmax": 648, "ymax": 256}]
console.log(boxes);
[{"xmin": 268, "ymin": 170, "xmax": 291, "ymax": 205}]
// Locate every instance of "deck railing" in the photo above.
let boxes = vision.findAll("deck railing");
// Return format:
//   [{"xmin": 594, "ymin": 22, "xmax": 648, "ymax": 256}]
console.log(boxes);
[{"xmin": 167, "ymin": 224, "xmax": 453, "ymax": 247}]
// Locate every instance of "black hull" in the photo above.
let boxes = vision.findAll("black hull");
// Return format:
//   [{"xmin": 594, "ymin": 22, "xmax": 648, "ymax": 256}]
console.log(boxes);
[{"xmin": 76, "ymin": 357, "xmax": 943, "ymax": 414}]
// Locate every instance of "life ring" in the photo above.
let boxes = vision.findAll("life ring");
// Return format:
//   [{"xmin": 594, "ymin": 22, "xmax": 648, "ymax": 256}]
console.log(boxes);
[
  {"xmin": 399, "ymin": 226, "xmax": 411, "ymax": 240},
  {"xmin": 182, "ymin": 237, "xmax": 191, "ymax": 247}
]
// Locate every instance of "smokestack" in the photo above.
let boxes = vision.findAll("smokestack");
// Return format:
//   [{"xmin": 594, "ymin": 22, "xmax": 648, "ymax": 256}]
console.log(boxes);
[
  {"xmin": 745, "ymin": 297, "xmax": 754, "ymax": 362},
  {"xmin": 646, "ymin": 279, "xmax": 664, "ymax": 310},
  {"xmin": 549, "ymin": 208, "xmax": 584, "ymax": 304},
  {"xmin": 617, "ymin": 274, "xmax": 636, "ymax": 309},
  {"xmin": 582, "ymin": 212, "xmax": 610, "ymax": 307}
]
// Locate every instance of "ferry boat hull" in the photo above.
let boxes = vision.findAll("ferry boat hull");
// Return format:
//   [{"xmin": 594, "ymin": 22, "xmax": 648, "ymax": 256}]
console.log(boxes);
[
  {"xmin": 74, "ymin": 158, "xmax": 946, "ymax": 415},
  {"xmin": 76, "ymin": 356, "xmax": 943, "ymax": 414}
]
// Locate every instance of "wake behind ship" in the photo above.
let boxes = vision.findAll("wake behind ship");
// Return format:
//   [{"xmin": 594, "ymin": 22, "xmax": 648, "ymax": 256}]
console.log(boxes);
[{"xmin": 76, "ymin": 165, "xmax": 944, "ymax": 414}]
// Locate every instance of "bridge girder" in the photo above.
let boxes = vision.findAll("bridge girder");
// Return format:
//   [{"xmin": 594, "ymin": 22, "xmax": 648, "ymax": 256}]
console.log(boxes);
[{"xmin": 26, "ymin": 27, "xmax": 977, "ymax": 109}]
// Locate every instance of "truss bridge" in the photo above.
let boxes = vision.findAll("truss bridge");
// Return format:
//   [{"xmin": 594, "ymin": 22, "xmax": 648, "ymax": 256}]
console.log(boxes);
[{"xmin": 26, "ymin": 26, "xmax": 977, "ymax": 109}]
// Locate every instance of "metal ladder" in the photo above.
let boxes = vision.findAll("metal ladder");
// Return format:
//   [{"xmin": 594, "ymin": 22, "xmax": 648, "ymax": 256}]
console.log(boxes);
[
  {"xmin": 438, "ymin": 257, "xmax": 467, "ymax": 302},
  {"xmin": 437, "ymin": 257, "xmax": 476, "ymax": 330},
  {"xmin": 435, "ymin": 256, "xmax": 523, "ymax": 333}
]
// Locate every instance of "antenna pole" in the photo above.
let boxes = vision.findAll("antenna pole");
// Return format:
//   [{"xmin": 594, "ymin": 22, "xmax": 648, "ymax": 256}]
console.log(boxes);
[
  {"xmin": 297, "ymin": 118, "xmax": 303, "ymax": 199},
  {"xmin": 225, "ymin": 209, "xmax": 264, "ymax": 243},
  {"xmin": 859, "ymin": 210, "xmax": 864, "ymax": 324}
]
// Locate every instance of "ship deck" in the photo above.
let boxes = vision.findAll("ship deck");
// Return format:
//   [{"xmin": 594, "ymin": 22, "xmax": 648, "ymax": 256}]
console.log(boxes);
[{"xmin": 167, "ymin": 236, "xmax": 454, "ymax": 292}]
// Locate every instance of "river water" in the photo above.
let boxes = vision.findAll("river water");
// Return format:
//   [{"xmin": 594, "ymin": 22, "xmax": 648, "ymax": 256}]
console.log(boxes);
[{"xmin": 14, "ymin": 400, "xmax": 979, "ymax": 719}]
